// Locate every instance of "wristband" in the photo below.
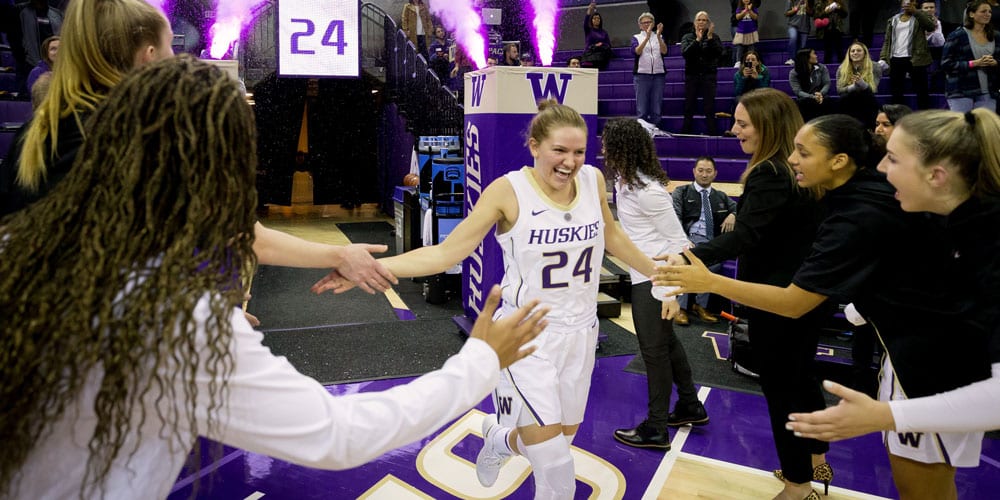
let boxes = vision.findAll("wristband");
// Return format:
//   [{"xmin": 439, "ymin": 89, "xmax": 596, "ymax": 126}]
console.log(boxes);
[{"xmin": 970, "ymin": 60, "xmax": 975, "ymax": 68}]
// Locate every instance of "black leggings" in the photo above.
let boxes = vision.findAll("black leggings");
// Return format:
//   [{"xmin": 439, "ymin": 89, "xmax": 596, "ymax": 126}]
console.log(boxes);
[
  {"xmin": 747, "ymin": 307, "xmax": 830, "ymax": 484},
  {"xmin": 631, "ymin": 281, "xmax": 700, "ymax": 428}
]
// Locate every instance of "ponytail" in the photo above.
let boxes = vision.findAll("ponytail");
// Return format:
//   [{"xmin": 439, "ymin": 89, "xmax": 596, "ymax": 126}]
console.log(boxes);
[{"xmin": 896, "ymin": 109, "xmax": 1000, "ymax": 199}]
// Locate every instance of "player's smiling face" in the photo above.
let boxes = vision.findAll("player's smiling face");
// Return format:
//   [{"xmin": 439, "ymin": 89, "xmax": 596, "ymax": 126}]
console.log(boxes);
[{"xmin": 529, "ymin": 125, "xmax": 587, "ymax": 191}]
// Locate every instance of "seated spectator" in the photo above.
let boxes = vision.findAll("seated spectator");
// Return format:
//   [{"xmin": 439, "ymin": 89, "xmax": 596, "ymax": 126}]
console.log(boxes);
[
  {"xmin": 582, "ymin": 0, "xmax": 613, "ymax": 70},
  {"xmin": 486, "ymin": 56, "xmax": 499, "ymax": 67},
  {"xmin": 734, "ymin": 49, "xmax": 771, "ymax": 100},
  {"xmin": 520, "ymin": 53, "xmax": 535, "ymax": 66},
  {"xmin": 26, "ymin": 35, "xmax": 58, "ymax": 92},
  {"xmin": 940, "ymin": 0, "xmax": 1000, "ymax": 112},
  {"xmin": 873, "ymin": 103, "xmax": 913, "ymax": 148},
  {"xmin": 789, "ymin": 48, "xmax": 833, "ymax": 121},
  {"xmin": 567, "ymin": 56, "xmax": 582, "ymax": 68},
  {"xmin": 671, "ymin": 156, "xmax": 737, "ymax": 325},
  {"xmin": 836, "ymin": 41, "xmax": 882, "ymax": 128},
  {"xmin": 500, "ymin": 42, "xmax": 521, "ymax": 66}
]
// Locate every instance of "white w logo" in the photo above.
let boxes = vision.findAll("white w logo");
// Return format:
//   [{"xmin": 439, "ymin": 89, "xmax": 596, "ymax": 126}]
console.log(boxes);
[{"xmin": 469, "ymin": 74, "xmax": 487, "ymax": 107}]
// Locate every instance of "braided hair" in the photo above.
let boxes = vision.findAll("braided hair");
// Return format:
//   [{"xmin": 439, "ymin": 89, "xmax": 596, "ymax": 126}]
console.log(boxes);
[{"xmin": 0, "ymin": 54, "xmax": 257, "ymax": 497}]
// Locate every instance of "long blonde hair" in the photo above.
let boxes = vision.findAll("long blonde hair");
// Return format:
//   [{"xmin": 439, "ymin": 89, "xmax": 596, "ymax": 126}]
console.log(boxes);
[
  {"xmin": 17, "ymin": 0, "xmax": 167, "ymax": 191},
  {"xmin": 837, "ymin": 42, "xmax": 877, "ymax": 90}
]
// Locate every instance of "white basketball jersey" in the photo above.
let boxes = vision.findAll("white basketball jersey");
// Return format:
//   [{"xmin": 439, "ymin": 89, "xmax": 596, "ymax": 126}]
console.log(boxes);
[{"xmin": 497, "ymin": 165, "xmax": 606, "ymax": 329}]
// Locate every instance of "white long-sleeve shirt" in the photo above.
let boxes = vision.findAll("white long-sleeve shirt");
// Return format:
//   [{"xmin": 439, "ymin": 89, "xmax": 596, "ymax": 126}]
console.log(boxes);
[
  {"xmin": 13, "ymin": 296, "xmax": 499, "ymax": 499},
  {"xmin": 890, "ymin": 363, "xmax": 1000, "ymax": 433},
  {"xmin": 614, "ymin": 173, "xmax": 689, "ymax": 285}
]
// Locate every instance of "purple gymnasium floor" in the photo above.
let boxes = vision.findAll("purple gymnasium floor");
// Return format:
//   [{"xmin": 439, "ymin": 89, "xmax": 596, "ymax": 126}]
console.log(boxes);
[{"xmin": 168, "ymin": 353, "xmax": 1000, "ymax": 499}]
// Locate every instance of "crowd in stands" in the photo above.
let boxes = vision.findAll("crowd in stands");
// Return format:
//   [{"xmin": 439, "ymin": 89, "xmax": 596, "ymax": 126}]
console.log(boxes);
[
  {"xmin": 386, "ymin": 0, "xmax": 1000, "ymax": 138},
  {"xmin": 551, "ymin": 0, "xmax": 1000, "ymax": 136}
]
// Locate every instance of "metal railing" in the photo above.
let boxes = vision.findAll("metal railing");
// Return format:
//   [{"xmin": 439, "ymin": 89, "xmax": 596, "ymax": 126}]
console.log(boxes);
[
  {"xmin": 239, "ymin": 0, "xmax": 277, "ymax": 88},
  {"xmin": 361, "ymin": 2, "xmax": 462, "ymax": 136}
]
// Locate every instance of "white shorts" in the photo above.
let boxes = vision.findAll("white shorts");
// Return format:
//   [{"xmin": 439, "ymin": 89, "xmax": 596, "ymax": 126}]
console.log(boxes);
[
  {"xmin": 879, "ymin": 356, "xmax": 984, "ymax": 467},
  {"xmin": 491, "ymin": 320, "xmax": 599, "ymax": 429}
]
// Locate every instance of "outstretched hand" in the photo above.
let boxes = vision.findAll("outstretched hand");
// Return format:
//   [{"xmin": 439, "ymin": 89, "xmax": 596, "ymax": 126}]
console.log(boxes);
[
  {"xmin": 786, "ymin": 380, "xmax": 895, "ymax": 442},
  {"xmin": 652, "ymin": 252, "xmax": 687, "ymax": 266},
  {"xmin": 310, "ymin": 269, "xmax": 358, "ymax": 294},
  {"xmin": 471, "ymin": 285, "xmax": 548, "ymax": 369},
  {"xmin": 653, "ymin": 249, "xmax": 714, "ymax": 294},
  {"xmin": 660, "ymin": 298, "xmax": 679, "ymax": 320},
  {"xmin": 333, "ymin": 244, "xmax": 398, "ymax": 294}
]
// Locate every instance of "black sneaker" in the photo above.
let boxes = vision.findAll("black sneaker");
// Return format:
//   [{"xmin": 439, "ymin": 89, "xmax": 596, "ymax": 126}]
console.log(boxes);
[
  {"xmin": 613, "ymin": 421, "xmax": 671, "ymax": 450},
  {"xmin": 667, "ymin": 402, "xmax": 709, "ymax": 427}
]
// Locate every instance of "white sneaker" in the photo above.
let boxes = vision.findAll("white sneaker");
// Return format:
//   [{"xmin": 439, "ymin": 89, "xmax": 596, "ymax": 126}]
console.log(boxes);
[
  {"xmin": 733, "ymin": 62, "xmax": 741, "ymax": 68},
  {"xmin": 784, "ymin": 58, "xmax": 795, "ymax": 65},
  {"xmin": 476, "ymin": 415, "xmax": 509, "ymax": 487}
]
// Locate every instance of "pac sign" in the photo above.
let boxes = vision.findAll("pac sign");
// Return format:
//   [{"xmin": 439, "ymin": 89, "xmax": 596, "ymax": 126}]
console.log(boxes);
[{"xmin": 277, "ymin": 0, "xmax": 360, "ymax": 78}]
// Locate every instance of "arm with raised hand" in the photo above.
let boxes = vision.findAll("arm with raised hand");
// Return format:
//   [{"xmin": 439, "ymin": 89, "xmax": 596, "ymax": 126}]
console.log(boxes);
[
  {"xmin": 204, "ymin": 285, "xmax": 548, "ymax": 469},
  {"xmin": 253, "ymin": 222, "xmax": 396, "ymax": 294},
  {"xmin": 312, "ymin": 178, "xmax": 513, "ymax": 294}
]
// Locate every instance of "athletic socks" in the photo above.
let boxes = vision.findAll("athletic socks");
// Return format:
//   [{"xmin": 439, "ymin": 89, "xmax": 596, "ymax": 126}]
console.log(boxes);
[{"xmin": 522, "ymin": 434, "xmax": 575, "ymax": 499}]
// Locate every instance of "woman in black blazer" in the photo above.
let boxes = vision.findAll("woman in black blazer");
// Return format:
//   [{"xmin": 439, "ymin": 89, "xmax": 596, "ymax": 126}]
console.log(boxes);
[{"xmin": 666, "ymin": 88, "xmax": 831, "ymax": 500}]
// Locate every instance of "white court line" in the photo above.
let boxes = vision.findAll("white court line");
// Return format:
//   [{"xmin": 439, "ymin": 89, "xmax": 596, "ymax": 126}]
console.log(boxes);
[
  {"xmin": 642, "ymin": 394, "xmax": 893, "ymax": 500},
  {"xmin": 642, "ymin": 385, "xmax": 712, "ymax": 499}
]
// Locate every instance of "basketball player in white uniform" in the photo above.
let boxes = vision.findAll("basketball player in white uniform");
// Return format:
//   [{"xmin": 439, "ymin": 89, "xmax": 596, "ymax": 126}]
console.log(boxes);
[{"xmin": 317, "ymin": 100, "xmax": 664, "ymax": 498}]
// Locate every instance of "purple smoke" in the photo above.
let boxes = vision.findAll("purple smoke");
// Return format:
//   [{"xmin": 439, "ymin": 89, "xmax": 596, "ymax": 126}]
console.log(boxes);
[
  {"xmin": 207, "ymin": 0, "xmax": 268, "ymax": 59},
  {"xmin": 426, "ymin": 1, "xmax": 487, "ymax": 69},
  {"xmin": 147, "ymin": 0, "xmax": 170, "ymax": 14},
  {"xmin": 526, "ymin": 0, "xmax": 558, "ymax": 66}
]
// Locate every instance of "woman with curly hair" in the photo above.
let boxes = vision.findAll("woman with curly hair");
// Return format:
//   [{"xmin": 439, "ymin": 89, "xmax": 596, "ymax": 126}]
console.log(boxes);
[
  {"xmin": 602, "ymin": 118, "xmax": 704, "ymax": 450},
  {"xmin": 0, "ymin": 55, "xmax": 546, "ymax": 499}
]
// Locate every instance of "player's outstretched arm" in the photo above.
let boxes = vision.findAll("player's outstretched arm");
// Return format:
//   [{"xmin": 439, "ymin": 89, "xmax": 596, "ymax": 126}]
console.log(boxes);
[
  {"xmin": 313, "ymin": 179, "xmax": 516, "ymax": 295},
  {"xmin": 253, "ymin": 222, "xmax": 397, "ymax": 294}
]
